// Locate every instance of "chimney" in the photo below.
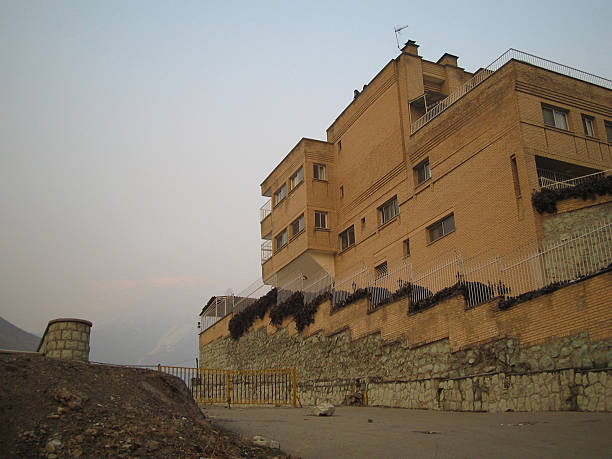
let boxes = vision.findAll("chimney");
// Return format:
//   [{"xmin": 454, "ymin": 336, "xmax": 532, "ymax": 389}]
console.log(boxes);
[{"xmin": 401, "ymin": 40, "xmax": 420, "ymax": 56}]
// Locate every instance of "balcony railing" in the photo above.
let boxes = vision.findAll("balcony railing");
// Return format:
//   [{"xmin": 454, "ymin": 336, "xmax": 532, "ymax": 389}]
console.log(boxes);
[
  {"xmin": 260, "ymin": 199, "xmax": 272, "ymax": 222},
  {"xmin": 261, "ymin": 239, "xmax": 272, "ymax": 264},
  {"xmin": 411, "ymin": 48, "xmax": 612, "ymax": 134},
  {"xmin": 538, "ymin": 168, "xmax": 612, "ymax": 190}
]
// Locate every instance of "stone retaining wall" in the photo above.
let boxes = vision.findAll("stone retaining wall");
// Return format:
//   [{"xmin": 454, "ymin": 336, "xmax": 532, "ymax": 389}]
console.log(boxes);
[
  {"xmin": 37, "ymin": 318, "xmax": 92, "ymax": 362},
  {"xmin": 299, "ymin": 368, "xmax": 611, "ymax": 412}
]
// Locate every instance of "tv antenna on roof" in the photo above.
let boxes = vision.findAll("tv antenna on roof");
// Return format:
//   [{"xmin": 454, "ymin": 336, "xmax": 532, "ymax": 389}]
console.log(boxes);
[{"xmin": 394, "ymin": 25, "xmax": 409, "ymax": 50}]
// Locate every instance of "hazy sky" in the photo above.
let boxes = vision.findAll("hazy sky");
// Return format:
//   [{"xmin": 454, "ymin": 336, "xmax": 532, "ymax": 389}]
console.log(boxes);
[{"xmin": 1, "ymin": 0, "xmax": 611, "ymax": 334}]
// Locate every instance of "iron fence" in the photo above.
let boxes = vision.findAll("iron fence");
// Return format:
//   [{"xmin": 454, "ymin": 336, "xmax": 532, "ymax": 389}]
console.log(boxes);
[
  {"xmin": 368, "ymin": 262, "xmax": 412, "ymax": 310},
  {"xmin": 501, "ymin": 220, "xmax": 612, "ymax": 299},
  {"xmin": 158, "ymin": 365, "xmax": 297, "ymax": 407},
  {"xmin": 332, "ymin": 267, "xmax": 370, "ymax": 308},
  {"xmin": 303, "ymin": 273, "xmax": 333, "ymax": 305}
]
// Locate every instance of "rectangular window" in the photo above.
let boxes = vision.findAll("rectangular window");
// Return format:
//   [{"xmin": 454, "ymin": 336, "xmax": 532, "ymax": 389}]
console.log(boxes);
[
  {"xmin": 375, "ymin": 262, "xmax": 388, "ymax": 279},
  {"xmin": 339, "ymin": 225, "xmax": 355, "ymax": 251},
  {"xmin": 542, "ymin": 105, "xmax": 568, "ymax": 130},
  {"xmin": 510, "ymin": 156, "xmax": 521, "ymax": 198},
  {"xmin": 313, "ymin": 163, "xmax": 326, "ymax": 180},
  {"xmin": 273, "ymin": 184, "xmax": 287, "ymax": 206},
  {"xmin": 403, "ymin": 238, "xmax": 410, "ymax": 257},
  {"xmin": 379, "ymin": 196, "xmax": 399, "ymax": 225},
  {"xmin": 605, "ymin": 121, "xmax": 612, "ymax": 143},
  {"xmin": 315, "ymin": 211, "xmax": 328, "ymax": 229},
  {"xmin": 291, "ymin": 214, "xmax": 304, "ymax": 237},
  {"xmin": 428, "ymin": 214, "xmax": 455, "ymax": 243},
  {"xmin": 582, "ymin": 115, "xmax": 595, "ymax": 137},
  {"xmin": 340, "ymin": 185, "xmax": 344, "ymax": 198},
  {"xmin": 275, "ymin": 229, "xmax": 288, "ymax": 251},
  {"xmin": 414, "ymin": 158, "xmax": 431, "ymax": 185},
  {"xmin": 289, "ymin": 166, "xmax": 303, "ymax": 190}
]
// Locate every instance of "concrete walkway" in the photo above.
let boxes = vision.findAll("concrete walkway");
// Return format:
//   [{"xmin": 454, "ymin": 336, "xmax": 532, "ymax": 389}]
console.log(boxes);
[{"xmin": 203, "ymin": 406, "xmax": 612, "ymax": 459}]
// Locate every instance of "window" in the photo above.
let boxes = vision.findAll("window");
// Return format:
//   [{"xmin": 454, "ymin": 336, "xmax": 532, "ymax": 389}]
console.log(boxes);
[
  {"xmin": 340, "ymin": 185, "xmax": 344, "ymax": 198},
  {"xmin": 273, "ymin": 184, "xmax": 287, "ymax": 206},
  {"xmin": 289, "ymin": 166, "xmax": 303, "ymax": 190},
  {"xmin": 339, "ymin": 225, "xmax": 355, "ymax": 251},
  {"xmin": 582, "ymin": 115, "xmax": 595, "ymax": 137},
  {"xmin": 403, "ymin": 239, "xmax": 411, "ymax": 257},
  {"xmin": 275, "ymin": 229, "xmax": 288, "ymax": 250},
  {"xmin": 315, "ymin": 211, "xmax": 328, "ymax": 229},
  {"xmin": 428, "ymin": 214, "xmax": 455, "ymax": 243},
  {"xmin": 379, "ymin": 196, "xmax": 399, "ymax": 225},
  {"xmin": 606, "ymin": 121, "xmax": 612, "ymax": 143},
  {"xmin": 313, "ymin": 163, "xmax": 326, "ymax": 180},
  {"xmin": 291, "ymin": 214, "xmax": 304, "ymax": 237},
  {"xmin": 414, "ymin": 158, "xmax": 431, "ymax": 185},
  {"xmin": 375, "ymin": 262, "xmax": 388, "ymax": 279},
  {"xmin": 510, "ymin": 155, "xmax": 521, "ymax": 198},
  {"xmin": 542, "ymin": 105, "xmax": 568, "ymax": 130}
]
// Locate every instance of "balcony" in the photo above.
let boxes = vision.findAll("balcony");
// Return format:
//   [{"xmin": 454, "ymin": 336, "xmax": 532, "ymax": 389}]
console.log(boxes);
[
  {"xmin": 261, "ymin": 239, "xmax": 272, "ymax": 264},
  {"xmin": 537, "ymin": 168, "xmax": 611, "ymax": 190},
  {"xmin": 411, "ymin": 49, "xmax": 612, "ymax": 134},
  {"xmin": 260, "ymin": 199, "xmax": 272, "ymax": 222}
]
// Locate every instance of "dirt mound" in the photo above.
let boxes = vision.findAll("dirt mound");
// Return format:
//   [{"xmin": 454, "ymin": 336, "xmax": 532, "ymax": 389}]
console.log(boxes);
[{"xmin": 0, "ymin": 352, "xmax": 288, "ymax": 458}]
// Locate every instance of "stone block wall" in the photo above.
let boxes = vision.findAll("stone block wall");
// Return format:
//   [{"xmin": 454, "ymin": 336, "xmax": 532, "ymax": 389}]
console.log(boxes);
[{"xmin": 37, "ymin": 318, "xmax": 92, "ymax": 362}]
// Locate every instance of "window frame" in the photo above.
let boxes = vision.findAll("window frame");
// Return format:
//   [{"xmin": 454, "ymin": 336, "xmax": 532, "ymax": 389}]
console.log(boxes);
[
  {"xmin": 427, "ymin": 214, "xmax": 456, "ymax": 243},
  {"xmin": 379, "ymin": 195, "xmax": 399, "ymax": 225},
  {"xmin": 374, "ymin": 261, "xmax": 388, "ymax": 280},
  {"xmin": 339, "ymin": 225, "xmax": 355, "ymax": 251},
  {"xmin": 289, "ymin": 166, "xmax": 304, "ymax": 191},
  {"xmin": 290, "ymin": 214, "xmax": 304, "ymax": 238},
  {"xmin": 313, "ymin": 163, "xmax": 327, "ymax": 181},
  {"xmin": 542, "ymin": 104, "xmax": 569, "ymax": 130},
  {"xmin": 605, "ymin": 121, "xmax": 612, "ymax": 143},
  {"xmin": 273, "ymin": 184, "xmax": 287, "ymax": 206},
  {"xmin": 582, "ymin": 115, "xmax": 595, "ymax": 138},
  {"xmin": 403, "ymin": 238, "xmax": 411, "ymax": 258},
  {"xmin": 414, "ymin": 158, "xmax": 431, "ymax": 186},
  {"xmin": 314, "ymin": 211, "xmax": 328, "ymax": 229},
  {"xmin": 275, "ymin": 228, "xmax": 288, "ymax": 251}
]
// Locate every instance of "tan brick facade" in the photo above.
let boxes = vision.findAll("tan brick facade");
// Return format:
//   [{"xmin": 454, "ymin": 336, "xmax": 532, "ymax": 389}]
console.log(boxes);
[{"xmin": 258, "ymin": 42, "xmax": 612, "ymax": 288}]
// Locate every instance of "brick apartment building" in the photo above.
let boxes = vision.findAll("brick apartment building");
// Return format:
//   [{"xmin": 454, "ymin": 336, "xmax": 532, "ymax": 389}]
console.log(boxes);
[{"xmin": 258, "ymin": 41, "xmax": 612, "ymax": 292}]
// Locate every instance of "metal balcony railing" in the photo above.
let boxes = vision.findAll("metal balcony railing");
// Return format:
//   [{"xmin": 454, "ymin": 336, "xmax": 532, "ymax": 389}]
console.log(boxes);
[
  {"xmin": 261, "ymin": 239, "xmax": 272, "ymax": 264},
  {"xmin": 538, "ymin": 168, "xmax": 612, "ymax": 190},
  {"xmin": 260, "ymin": 199, "xmax": 272, "ymax": 222},
  {"xmin": 411, "ymin": 48, "xmax": 612, "ymax": 134}
]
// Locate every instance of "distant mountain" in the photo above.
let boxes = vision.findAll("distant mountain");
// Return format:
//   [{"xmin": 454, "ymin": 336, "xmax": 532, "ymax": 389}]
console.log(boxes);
[
  {"xmin": 0, "ymin": 317, "xmax": 41, "ymax": 351},
  {"xmin": 89, "ymin": 315, "xmax": 198, "ymax": 367}
]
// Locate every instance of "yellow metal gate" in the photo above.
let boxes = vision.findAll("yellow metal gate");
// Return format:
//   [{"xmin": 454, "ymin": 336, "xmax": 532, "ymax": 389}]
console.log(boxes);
[{"xmin": 158, "ymin": 365, "xmax": 297, "ymax": 407}]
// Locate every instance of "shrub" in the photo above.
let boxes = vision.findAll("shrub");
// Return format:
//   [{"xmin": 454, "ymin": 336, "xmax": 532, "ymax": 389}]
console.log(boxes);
[
  {"xmin": 269, "ymin": 291, "xmax": 304, "ymax": 326},
  {"xmin": 532, "ymin": 175, "xmax": 612, "ymax": 214},
  {"xmin": 228, "ymin": 288, "xmax": 277, "ymax": 340}
]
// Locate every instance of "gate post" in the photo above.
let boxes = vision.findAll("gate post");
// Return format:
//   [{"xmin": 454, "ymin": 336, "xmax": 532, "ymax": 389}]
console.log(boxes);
[
  {"xmin": 291, "ymin": 367, "xmax": 297, "ymax": 408},
  {"xmin": 226, "ymin": 370, "xmax": 232, "ymax": 407}
]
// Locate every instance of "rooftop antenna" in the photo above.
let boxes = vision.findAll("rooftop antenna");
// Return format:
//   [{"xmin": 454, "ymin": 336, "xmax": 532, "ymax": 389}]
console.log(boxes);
[{"xmin": 394, "ymin": 25, "xmax": 409, "ymax": 50}]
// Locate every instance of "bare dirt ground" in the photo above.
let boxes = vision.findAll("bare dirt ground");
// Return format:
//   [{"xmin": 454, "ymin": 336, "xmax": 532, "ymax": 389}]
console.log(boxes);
[
  {"xmin": 0, "ymin": 352, "xmax": 290, "ymax": 458},
  {"xmin": 204, "ymin": 405, "xmax": 612, "ymax": 459}
]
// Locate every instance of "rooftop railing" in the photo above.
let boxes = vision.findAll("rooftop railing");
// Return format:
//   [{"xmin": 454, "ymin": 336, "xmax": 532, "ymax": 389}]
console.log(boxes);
[{"xmin": 411, "ymin": 48, "xmax": 612, "ymax": 134}]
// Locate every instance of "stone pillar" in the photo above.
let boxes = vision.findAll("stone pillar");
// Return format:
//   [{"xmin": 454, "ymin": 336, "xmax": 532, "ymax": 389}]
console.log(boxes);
[{"xmin": 37, "ymin": 318, "xmax": 92, "ymax": 362}]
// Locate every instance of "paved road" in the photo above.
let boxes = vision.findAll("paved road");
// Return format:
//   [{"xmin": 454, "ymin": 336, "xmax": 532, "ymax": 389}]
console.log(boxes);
[{"xmin": 203, "ymin": 406, "xmax": 612, "ymax": 459}]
